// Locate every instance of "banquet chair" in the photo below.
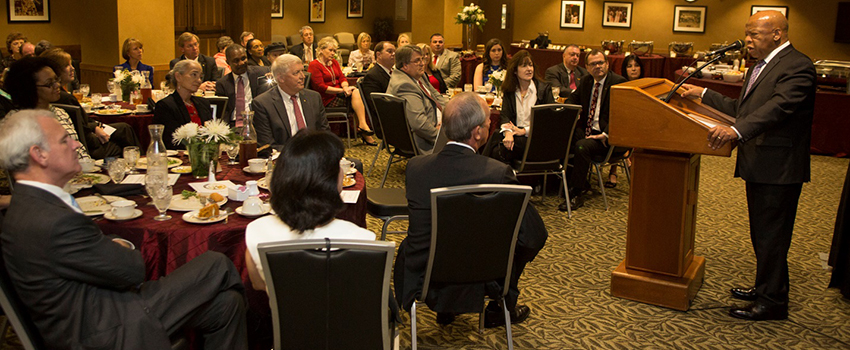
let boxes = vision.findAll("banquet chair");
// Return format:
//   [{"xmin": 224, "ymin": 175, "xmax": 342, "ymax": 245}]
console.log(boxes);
[
  {"xmin": 0, "ymin": 240, "xmax": 45, "ymax": 350},
  {"xmin": 432, "ymin": 126, "xmax": 449, "ymax": 154},
  {"xmin": 355, "ymin": 80, "xmax": 386, "ymax": 176},
  {"xmin": 509, "ymin": 104, "xmax": 581, "ymax": 218},
  {"xmin": 258, "ymin": 239, "xmax": 398, "ymax": 350},
  {"xmin": 410, "ymin": 184, "xmax": 531, "ymax": 350},
  {"xmin": 370, "ymin": 93, "xmax": 420, "ymax": 188},
  {"xmin": 287, "ymin": 34, "xmax": 302, "ymax": 48},
  {"xmin": 326, "ymin": 106, "xmax": 351, "ymax": 148},
  {"xmin": 366, "ymin": 187, "xmax": 409, "ymax": 240},
  {"xmin": 590, "ymin": 147, "xmax": 632, "ymax": 211},
  {"xmin": 204, "ymin": 96, "xmax": 228, "ymax": 121}
]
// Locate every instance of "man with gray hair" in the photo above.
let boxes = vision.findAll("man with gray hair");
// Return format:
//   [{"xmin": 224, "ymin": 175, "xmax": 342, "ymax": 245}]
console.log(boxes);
[
  {"xmin": 289, "ymin": 25, "xmax": 316, "ymax": 63},
  {"xmin": 395, "ymin": 92, "xmax": 548, "ymax": 328},
  {"xmin": 386, "ymin": 44, "xmax": 447, "ymax": 154},
  {"xmin": 252, "ymin": 54, "xmax": 327, "ymax": 155},
  {"xmin": 0, "ymin": 110, "xmax": 248, "ymax": 349},
  {"xmin": 216, "ymin": 44, "xmax": 271, "ymax": 128}
]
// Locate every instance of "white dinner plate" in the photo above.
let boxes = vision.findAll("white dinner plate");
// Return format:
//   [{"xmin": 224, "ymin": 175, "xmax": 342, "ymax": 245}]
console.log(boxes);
[
  {"xmin": 166, "ymin": 150, "xmax": 179, "ymax": 157},
  {"xmin": 257, "ymin": 177, "xmax": 269, "ymax": 190},
  {"xmin": 67, "ymin": 173, "xmax": 111, "ymax": 188},
  {"xmin": 135, "ymin": 157, "xmax": 183, "ymax": 169},
  {"xmin": 76, "ymin": 195, "xmax": 127, "ymax": 216},
  {"xmin": 104, "ymin": 209, "xmax": 143, "ymax": 221},
  {"xmin": 169, "ymin": 194, "xmax": 228, "ymax": 211},
  {"xmin": 343, "ymin": 176, "xmax": 356, "ymax": 188},
  {"xmin": 182, "ymin": 210, "xmax": 227, "ymax": 224}
]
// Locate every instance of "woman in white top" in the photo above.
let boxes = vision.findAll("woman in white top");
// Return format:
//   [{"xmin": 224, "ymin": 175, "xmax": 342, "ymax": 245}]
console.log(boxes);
[
  {"xmin": 347, "ymin": 32, "xmax": 374, "ymax": 70},
  {"xmin": 245, "ymin": 130, "xmax": 375, "ymax": 291}
]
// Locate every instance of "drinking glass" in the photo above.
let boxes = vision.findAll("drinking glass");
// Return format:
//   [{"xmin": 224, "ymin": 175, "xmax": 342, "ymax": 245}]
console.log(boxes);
[
  {"xmin": 73, "ymin": 90, "xmax": 83, "ymax": 101},
  {"xmin": 123, "ymin": 146, "xmax": 140, "ymax": 174},
  {"xmin": 551, "ymin": 87, "xmax": 561, "ymax": 100},
  {"xmin": 223, "ymin": 143, "xmax": 240, "ymax": 165},
  {"xmin": 107, "ymin": 80, "xmax": 116, "ymax": 95},
  {"xmin": 108, "ymin": 159, "xmax": 126, "ymax": 184},
  {"xmin": 91, "ymin": 93, "xmax": 102, "ymax": 107},
  {"xmin": 464, "ymin": 84, "xmax": 473, "ymax": 92},
  {"xmin": 79, "ymin": 84, "xmax": 90, "ymax": 97},
  {"xmin": 147, "ymin": 184, "xmax": 173, "ymax": 221}
]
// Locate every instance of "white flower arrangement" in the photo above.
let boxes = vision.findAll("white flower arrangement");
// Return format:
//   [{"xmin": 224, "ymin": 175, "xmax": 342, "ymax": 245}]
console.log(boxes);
[
  {"xmin": 113, "ymin": 69, "xmax": 144, "ymax": 93},
  {"xmin": 172, "ymin": 119, "xmax": 238, "ymax": 146},
  {"xmin": 488, "ymin": 69, "xmax": 506, "ymax": 93},
  {"xmin": 454, "ymin": 3, "xmax": 487, "ymax": 31}
]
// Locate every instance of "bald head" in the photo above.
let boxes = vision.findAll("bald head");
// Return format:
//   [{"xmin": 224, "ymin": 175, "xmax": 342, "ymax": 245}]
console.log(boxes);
[
  {"xmin": 443, "ymin": 92, "xmax": 491, "ymax": 148},
  {"xmin": 745, "ymin": 10, "xmax": 788, "ymax": 60}
]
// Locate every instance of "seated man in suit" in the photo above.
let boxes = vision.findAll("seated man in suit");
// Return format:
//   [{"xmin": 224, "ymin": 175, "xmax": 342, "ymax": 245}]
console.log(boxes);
[
  {"xmin": 216, "ymin": 44, "xmax": 272, "ymax": 128},
  {"xmin": 386, "ymin": 44, "xmax": 447, "ymax": 154},
  {"xmin": 429, "ymin": 33, "xmax": 461, "ymax": 88},
  {"xmin": 252, "ymin": 54, "xmax": 328, "ymax": 156},
  {"xmin": 289, "ymin": 26, "xmax": 317, "ymax": 65},
  {"xmin": 169, "ymin": 32, "xmax": 221, "ymax": 91},
  {"xmin": 353, "ymin": 41, "xmax": 396, "ymax": 137},
  {"xmin": 545, "ymin": 44, "xmax": 589, "ymax": 98},
  {"xmin": 561, "ymin": 50, "xmax": 628, "ymax": 211},
  {"xmin": 395, "ymin": 92, "xmax": 548, "ymax": 327},
  {"xmin": 0, "ymin": 110, "xmax": 247, "ymax": 350}
]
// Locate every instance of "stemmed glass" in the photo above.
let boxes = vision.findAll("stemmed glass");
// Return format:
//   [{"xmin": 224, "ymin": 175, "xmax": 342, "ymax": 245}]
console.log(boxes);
[
  {"xmin": 223, "ymin": 143, "xmax": 240, "ymax": 165},
  {"xmin": 123, "ymin": 146, "xmax": 140, "ymax": 174},
  {"xmin": 107, "ymin": 80, "xmax": 116, "ymax": 95},
  {"xmin": 145, "ymin": 173, "xmax": 172, "ymax": 221},
  {"xmin": 108, "ymin": 159, "xmax": 126, "ymax": 184},
  {"xmin": 79, "ymin": 84, "xmax": 90, "ymax": 98}
]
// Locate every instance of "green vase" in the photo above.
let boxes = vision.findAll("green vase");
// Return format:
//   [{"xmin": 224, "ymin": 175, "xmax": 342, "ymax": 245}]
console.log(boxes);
[
  {"xmin": 187, "ymin": 142, "xmax": 219, "ymax": 179},
  {"xmin": 121, "ymin": 87, "xmax": 132, "ymax": 103}
]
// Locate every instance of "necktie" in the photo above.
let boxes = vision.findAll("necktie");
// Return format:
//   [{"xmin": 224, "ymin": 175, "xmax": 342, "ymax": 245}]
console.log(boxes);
[
  {"xmin": 744, "ymin": 60, "xmax": 766, "ymax": 96},
  {"xmin": 70, "ymin": 197, "xmax": 82, "ymax": 211},
  {"xmin": 417, "ymin": 79, "xmax": 442, "ymax": 112},
  {"xmin": 235, "ymin": 76, "xmax": 245, "ymax": 127},
  {"xmin": 434, "ymin": 55, "xmax": 439, "ymax": 66},
  {"xmin": 290, "ymin": 95, "xmax": 307, "ymax": 130},
  {"xmin": 587, "ymin": 82, "xmax": 601, "ymax": 137},
  {"xmin": 569, "ymin": 71, "xmax": 577, "ymax": 91},
  {"xmin": 305, "ymin": 44, "xmax": 313, "ymax": 62}
]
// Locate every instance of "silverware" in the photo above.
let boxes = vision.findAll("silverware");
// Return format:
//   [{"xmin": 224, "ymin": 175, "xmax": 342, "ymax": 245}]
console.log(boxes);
[{"xmin": 94, "ymin": 193, "xmax": 116, "ymax": 204}]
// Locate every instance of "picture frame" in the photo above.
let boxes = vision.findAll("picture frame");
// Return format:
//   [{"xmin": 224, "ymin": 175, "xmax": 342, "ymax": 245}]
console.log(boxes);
[
  {"xmin": 309, "ymin": 0, "xmax": 324, "ymax": 23},
  {"xmin": 602, "ymin": 2, "xmax": 632, "ymax": 28},
  {"xmin": 347, "ymin": 0, "xmax": 363, "ymax": 18},
  {"xmin": 7, "ymin": 0, "xmax": 50, "ymax": 23},
  {"xmin": 272, "ymin": 0, "xmax": 283, "ymax": 18},
  {"xmin": 560, "ymin": 0, "xmax": 585, "ymax": 29},
  {"xmin": 673, "ymin": 5, "xmax": 706, "ymax": 33},
  {"xmin": 751, "ymin": 5, "xmax": 788, "ymax": 19}
]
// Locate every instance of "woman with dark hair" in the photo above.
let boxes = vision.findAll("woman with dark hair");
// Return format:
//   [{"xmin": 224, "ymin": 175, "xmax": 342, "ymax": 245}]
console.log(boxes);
[
  {"xmin": 473, "ymin": 38, "xmax": 507, "ymax": 92},
  {"xmin": 244, "ymin": 130, "xmax": 375, "ymax": 291},
  {"xmin": 118, "ymin": 38, "xmax": 154, "ymax": 81},
  {"xmin": 418, "ymin": 44, "xmax": 447, "ymax": 93},
  {"xmin": 245, "ymin": 38, "xmax": 271, "ymax": 67},
  {"xmin": 603, "ymin": 55, "xmax": 643, "ymax": 188},
  {"xmin": 484, "ymin": 50, "xmax": 555, "ymax": 163},
  {"xmin": 152, "ymin": 60, "xmax": 213, "ymax": 149}
]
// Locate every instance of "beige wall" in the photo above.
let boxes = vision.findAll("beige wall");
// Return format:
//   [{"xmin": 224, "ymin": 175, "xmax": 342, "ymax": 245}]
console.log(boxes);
[
  {"xmin": 117, "ymin": 0, "xmax": 174, "ymax": 67},
  {"xmin": 271, "ymin": 0, "xmax": 395, "ymax": 42},
  {"xmin": 0, "ymin": 0, "xmax": 81, "ymax": 49},
  {"xmin": 513, "ymin": 0, "xmax": 850, "ymax": 61}
]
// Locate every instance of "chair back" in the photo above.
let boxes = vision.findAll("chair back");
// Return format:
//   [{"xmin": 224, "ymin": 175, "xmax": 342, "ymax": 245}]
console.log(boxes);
[
  {"xmin": 513, "ymin": 104, "xmax": 581, "ymax": 173},
  {"xmin": 0, "ymin": 241, "xmax": 45, "ymax": 350},
  {"xmin": 432, "ymin": 126, "xmax": 449, "ymax": 154},
  {"xmin": 204, "ymin": 96, "xmax": 229, "ymax": 121},
  {"xmin": 371, "ymin": 93, "xmax": 419, "ymax": 157},
  {"xmin": 304, "ymin": 72, "xmax": 312, "ymax": 90},
  {"xmin": 355, "ymin": 80, "xmax": 383, "ymax": 139},
  {"xmin": 259, "ymin": 239, "xmax": 396, "ymax": 350},
  {"xmin": 52, "ymin": 104, "xmax": 88, "ymax": 149},
  {"xmin": 421, "ymin": 184, "xmax": 531, "ymax": 301},
  {"xmin": 334, "ymin": 32, "xmax": 356, "ymax": 51},
  {"xmin": 288, "ymin": 34, "xmax": 303, "ymax": 47}
]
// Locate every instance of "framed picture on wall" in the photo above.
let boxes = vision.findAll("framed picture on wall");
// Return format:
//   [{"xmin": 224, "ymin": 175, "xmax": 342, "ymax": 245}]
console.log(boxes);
[
  {"xmin": 272, "ymin": 0, "xmax": 283, "ymax": 18},
  {"xmin": 309, "ymin": 0, "xmax": 325, "ymax": 23},
  {"xmin": 347, "ymin": 0, "xmax": 363, "ymax": 18},
  {"xmin": 751, "ymin": 5, "xmax": 788, "ymax": 19},
  {"xmin": 7, "ymin": 0, "xmax": 50, "ymax": 22},
  {"xmin": 673, "ymin": 6, "xmax": 706, "ymax": 33},
  {"xmin": 602, "ymin": 2, "xmax": 632, "ymax": 28},
  {"xmin": 560, "ymin": 1, "xmax": 585, "ymax": 29}
]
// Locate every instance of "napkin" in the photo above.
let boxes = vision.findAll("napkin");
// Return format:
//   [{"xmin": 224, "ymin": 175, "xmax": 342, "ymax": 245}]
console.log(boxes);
[{"xmin": 92, "ymin": 183, "xmax": 145, "ymax": 196}]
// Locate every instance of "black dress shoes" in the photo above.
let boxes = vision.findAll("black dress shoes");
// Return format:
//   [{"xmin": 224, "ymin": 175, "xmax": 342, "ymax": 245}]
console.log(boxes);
[
  {"xmin": 484, "ymin": 304, "xmax": 531, "ymax": 328},
  {"xmin": 436, "ymin": 312, "xmax": 456, "ymax": 325},
  {"xmin": 559, "ymin": 195, "xmax": 584, "ymax": 212},
  {"xmin": 729, "ymin": 302, "xmax": 788, "ymax": 321},
  {"xmin": 730, "ymin": 287, "xmax": 758, "ymax": 301}
]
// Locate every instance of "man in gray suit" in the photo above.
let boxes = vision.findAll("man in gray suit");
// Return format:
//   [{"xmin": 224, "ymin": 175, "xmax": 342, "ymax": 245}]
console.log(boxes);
[
  {"xmin": 430, "ymin": 33, "xmax": 461, "ymax": 88},
  {"xmin": 252, "ymin": 54, "xmax": 328, "ymax": 156},
  {"xmin": 386, "ymin": 44, "xmax": 448, "ymax": 154},
  {"xmin": 544, "ymin": 44, "xmax": 589, "ymax": 98},
  {"xmin": 0, "ymin": 110, "xmax": 247, "ymax": 350}
]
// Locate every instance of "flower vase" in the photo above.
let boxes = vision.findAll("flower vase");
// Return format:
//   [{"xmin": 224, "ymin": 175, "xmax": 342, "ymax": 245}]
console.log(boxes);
[
  {"xmin": 465, "ymin": 24, "xmax": 474, "ymax": 51},
  {"xmin": 121, "ymin": 87, "xmax": 132, "ymax": 103},
  {"xmin": 187, "ymin": 142, "xmax": 219, "ymax": 179}
]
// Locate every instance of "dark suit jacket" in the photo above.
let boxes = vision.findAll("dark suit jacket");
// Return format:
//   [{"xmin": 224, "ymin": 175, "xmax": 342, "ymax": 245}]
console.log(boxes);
[
  {"xmin": 545, "ymin": 64, "xmax": 589, "ymax": 98},
  {"xmin": 169, "ymin": 54, "xmax": 221, "ymax": 82},
  {"xmin": 152, "ymin": 93, "xmax": 214, "ymax": 149},
  {"xmin": 251, "ymin": 88, "xmax": 329, "ymax": 155},
  {"xmin": 359, "ymin": 64, "xmax": 392, "ymax": 137},
  {"xmin": 566, "ymin": 72, "xmax": 627, "ymax": 137},
  {"xmin": 1, "ymin": 184, "xmax": 171, "ymax": 349},
  {"xmin": 395, "ymin": 144, "xmax": 548, "ymax": 312},
  {"xmin": 701, "ymin": 44, "xmax": 815, "ymax": 185},
  {"xmin": 215, "ymin": 66, "xmax": 272, "ymax": 126},
  {"xmin": 500, "ymin": 78, "xmax": 556, "ymax": 126},
  {"xmin": 289, "ymin": 42, "xmax": 318, "ymax": 63}
]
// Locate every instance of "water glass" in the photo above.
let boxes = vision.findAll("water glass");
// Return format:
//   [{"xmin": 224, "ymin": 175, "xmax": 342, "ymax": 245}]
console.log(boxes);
[
  {"xmin": 147, "ymin": 183, "xmax": 173, "ymax": 221},
  {"xmin": 551, "ymin": 87, "xmax": 561, "ymax": 100},
  {"xmin": 464, "ymin": 84, "xmax": 473, "ymax": 92},
  {"xmin": 91, "ymin": 93, "xmax": 102, "ymax": 106},
  {"xmin": 108, "ymin": 159, "xmax": 127, "ymax": 184},
  {"xmin": 123, "ymin": 146, "xmax": 140, "ymax": 174},
  {"xmin": 107, "ymin": 80, "xmax": 116, "ymax": 95},
  {"xmin": 223, "ymin": 143, "xmax": 240, "ymax": 165},
  {"xmin": 79, "ymin": 84, "xmax": 90, "ymax": 97}
]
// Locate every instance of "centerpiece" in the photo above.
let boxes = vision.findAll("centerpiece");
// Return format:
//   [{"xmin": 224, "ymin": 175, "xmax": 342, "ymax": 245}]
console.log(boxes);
[
  {"xmin": 113, "ymin": 69, "xmax": 145, "ymax": 102},
  {"xmin": 488, "ymin": 69, "xmax": 505, "ymax": 96},
  {"xmin": 454, "ymin": 3, "xmax": 487, "ymax": 51},
  {"xmin": 172, "ymin": 120, "xmax": 240, "ymax": 178}
]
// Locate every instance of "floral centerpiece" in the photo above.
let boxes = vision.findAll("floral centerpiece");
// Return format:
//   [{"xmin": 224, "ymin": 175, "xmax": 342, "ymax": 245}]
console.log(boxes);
[
  {"xmin": 454, "ymin": 3, "xmax": 487, "ymax": 51},
  {"xmin": 488, "ymin": 69, "xmax": 505, "ymax": 96},
  {"xmin": 113, "ymin": 69, "xmax": 145, "ymax": 102},
  {"xmin": 172, "ymin": 120, "xmax": 240, "ymax": 178}
]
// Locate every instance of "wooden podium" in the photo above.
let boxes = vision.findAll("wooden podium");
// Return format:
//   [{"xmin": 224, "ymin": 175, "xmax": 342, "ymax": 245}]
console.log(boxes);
[{"xmin": 608, "ymin": 78, "xmax": 734, "ymax": 311}]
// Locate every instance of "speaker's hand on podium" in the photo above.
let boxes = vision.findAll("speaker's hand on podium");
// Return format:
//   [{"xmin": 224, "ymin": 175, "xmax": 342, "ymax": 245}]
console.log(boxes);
[
  {"xmin": 679, "ymin": 84, "xmax": 705, "ymax": 99},
  {"xmin": 707, "ymin": 125, "xmax": 735, "ymax": 150}
]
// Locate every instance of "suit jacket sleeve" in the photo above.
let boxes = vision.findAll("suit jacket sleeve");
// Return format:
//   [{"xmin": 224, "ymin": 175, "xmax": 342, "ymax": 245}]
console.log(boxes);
[
  {"xmin": 251, "ymin": 97, "xmax": 278, "ymax": 151},
  {"xmin": 544, "ymin": 65, "xmax": 569, "ymax": 96},
  {"xmin": 445, "ymin": 54, "xmax": 462, "ymax": 88}
]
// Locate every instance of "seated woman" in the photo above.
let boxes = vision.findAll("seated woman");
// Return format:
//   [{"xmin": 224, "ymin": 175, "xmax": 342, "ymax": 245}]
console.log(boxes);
[
  {"xmin": 245, "ymin": 38, "xmax": 271, "ymax": 67},
  {"xmin": 244, "ymin": 130, "xmax": 375, "ymax": 291},
  {"xmin": 1, "ymin": 32, "xmax": 27, "ymax": 71},
  {"xmin": 307, "ymin": 37, "xmax": 376, "ymax": 145},
  {"xmin": 604, "ymin": 55, "xmax": 644, "ymax": 188},
  {"xmin": 347, "ymin": 32, "xmax": 374, "ymax": 70},
  {"xmin": 417, "ymin": 44, "xmax": 447, "ymax": 93},
  {"xmin": 214, "ymin": 36, "xmax": 234, "ymax": 75},
  {"xmin": 118, "ymin": 38, "xmax": 154, "ymax": 82},
  {"xmin": 484, "ymin": 50, "xmax": 555, "ymax": 163},
  {"xmin": 397, "ymin": 33, "xmax": 411, "ymax": 48},
  {"xmin": 42, "ymin": 48, "xmax": 140, "ymax": 159},
  {"xmin": 152, "ymin": 60, "xmax": 213, "ymax": 149},
  {"xmin": 473, "ymin": 38, "xmax": 507, "ymax": 92}
]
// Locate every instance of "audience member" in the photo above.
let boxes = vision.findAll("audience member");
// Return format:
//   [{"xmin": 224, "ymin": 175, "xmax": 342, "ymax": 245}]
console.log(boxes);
[
  {"xmin": 397, "ymin": 33, "xmax": 411, "ymax": 47},
  {"xmin": 245, "ymin": 38, "xmax": 270, "ymax": 67},
  {"xmin": 33, "ymin": 39, "xmax": 53, "ymax": 57},
  {"xmin": 418, "ymin": 44, "xmax": 447, "ymax": 93},
  {"xmin": 2, "ymin": 32, "xmax": 27, "ymax": 69},
  {"xmin": 355, "ymin": 41, "xmax": 395, "ymax": 135},
  {"xmin": 545, "ymin": 44, "xmax": 588, "ymax": 98},
  {"xmin": 169, "ymin": 32, "xmax": 220, "ymax": 91},
  {"xmin": 386, "ymin": 44, "xmax": 447, "ymax": 154},
  {"xmin": 429, "ymin": 33, "xmax": 461, "ymax": 88},
  {"xmin": 604, "ymin": 54, "xmax": 644, "ymax": 189},
  {"xmin": 264, "ymin": 42, "xmax": 288, "ymax": 62},
  {"xmin": 473, "ymin": 38, "xmax": 507, "ymax": 92},
  {"xmin": 118, "ymin": 38, "xmax": 154, "ymax": 81},
  {"xmin": 240, "ymin": 31, "xmax": 254, "ymax": 47},
  {"xmin": 215, "ymin": 44, "xmax": 271, "ymax": 128},
  {"xmin": 214, "ymin": 36, "xmax": 234, "ymax": 75},
  {"xmin": 562, "ymin": 50, "xmax": 628, "ymax": 211},
  {"xmin": 245, "ymin": 129, "xmax": 374, "ymax": 291},
  {"xmin": 153, "ymin": 60, "xmax": 213, "ymax": 149},
  {"xmin": 395, "ymin": 92, "xmax": 548, "ymax": 327},
  {"xmin": 0, "ymin": 110, "xmax": 248, "ymax": 350},
  {"xmin": 252, "ymin": 54, "xmax": 328, "ymax": 155},
  {"xmin": 20, "ymin": 42, "xmax": 35, "ymax": 58},
  {"xmin": 347, "ymin": 32, "xmax": 374, "ymax": 70},
  {"xmin": 289, "ymin": 26, "xmax": 316, "ymax": 63}
]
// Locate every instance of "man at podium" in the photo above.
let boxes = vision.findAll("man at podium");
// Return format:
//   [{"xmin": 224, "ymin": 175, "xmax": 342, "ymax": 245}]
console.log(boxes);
[{"xmin": 680, "ymin": 11, "xmax": 816, "ymax": 321}]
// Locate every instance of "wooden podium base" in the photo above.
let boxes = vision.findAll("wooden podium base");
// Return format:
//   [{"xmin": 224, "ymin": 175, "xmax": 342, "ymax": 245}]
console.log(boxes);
[{"xmin": 610, "ymin": 256, "xmax": 705, "ymax": 311}]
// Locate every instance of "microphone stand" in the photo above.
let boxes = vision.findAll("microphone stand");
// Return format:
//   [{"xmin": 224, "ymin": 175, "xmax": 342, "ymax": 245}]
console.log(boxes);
[{"xmin": 662, "ymin": 54, "xmax": 725, "ymax": 103}]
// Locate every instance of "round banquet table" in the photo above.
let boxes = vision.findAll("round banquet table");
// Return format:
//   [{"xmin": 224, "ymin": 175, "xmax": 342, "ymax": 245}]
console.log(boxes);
[
  {"xmin": 88, "ymin": 102, "xmax": 154, "ymax": 150},
  {"xmin": 82, "ymin": 153, "xmax": 367, "ymax": 349}
]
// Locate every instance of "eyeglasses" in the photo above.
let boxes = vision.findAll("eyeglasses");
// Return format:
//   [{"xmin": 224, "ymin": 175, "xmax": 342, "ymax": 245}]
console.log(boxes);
[
  {"xmin": 588, "ymin": 61, "xmax": 608, "ymax": 67},
  {"xmin": 35, "ymin": 79, "xmax": 61, "ymax": 88}
]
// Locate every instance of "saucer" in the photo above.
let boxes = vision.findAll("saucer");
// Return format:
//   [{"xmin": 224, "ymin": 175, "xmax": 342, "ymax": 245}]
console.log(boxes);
[
  {"xmin": 104, "ymin": 209, "xmax": 143, "ymax": 221},
  {"xmin": 243, "ymin": 166, "xmax": 267, "ymax": 174},
  {"xmin": 182, "ymin": 210, "xmax": 227, "ymax": 224},
  {"xmin": 236, "ymin": 204, "xmax": 272, "ymax": 218}
]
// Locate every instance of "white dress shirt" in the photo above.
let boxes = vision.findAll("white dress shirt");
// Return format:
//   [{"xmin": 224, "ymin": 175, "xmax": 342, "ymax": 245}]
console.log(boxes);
[
  {"xmin": 514, "ymin": 80, "xmax": 537, "ymax": 132},
  {"xmin": 230, "ymin": 71, "xmax": 254, "ymax": 122},
  {"xmin": 277, "ymin": 87, "xmax": 306, "ymax": 136},
  {"xmin": 589, "ymin": 75, "xmax": 608, "ymax": 133},
  {"xmin": 17, "ymin": 180, "xmax": 82, "ymax": 214}
]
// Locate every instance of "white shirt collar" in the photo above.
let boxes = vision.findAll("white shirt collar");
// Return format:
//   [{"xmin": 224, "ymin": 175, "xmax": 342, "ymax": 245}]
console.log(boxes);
[
  {"xmin": 277, "ymin": 86, "xmax": 297, "ymax": 101},
  {"xmin": 446, "ymin": 141, "xmax": 476, "ymax": 153},
  {"xmin": 762, "ymin": 41, "xmax": 791, "ymax": 65},
  {"xmin": 378, "ymin": 62, "xmax": 392, "ymax": 75},
  {"xmin": 232, "ymin": 71, "xmax": 249, "ymax": 82},
  {"xmin": 17, "ymin": 180, "xmax": 83, "ymax": 214}
]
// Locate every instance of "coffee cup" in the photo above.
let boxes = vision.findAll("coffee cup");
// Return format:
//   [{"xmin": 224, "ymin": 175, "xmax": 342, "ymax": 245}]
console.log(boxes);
[
  {"xmin": 339, "ymin": 158, "xmax": 356, "ymax": 174},
  {"xmin": 79, "ymin": 158, "xmax": 96, "ymax": 172},
  {"xmin": 248, "ymin": 158, "xmax": 266, "ymax": 173},
  {"xmin": 204, "ymin": 90, "xmax": 215, "ymax": 97},
  {"xmin": 136, "ymin": 104, "xmax": 149, "ymax": 113},
  {"xmin": 242, "ymin": 196, "xmax": 264, "ymax": 215},
  {"xmin": 110, "ymin": 200, "xmax": 137, "ymax": 219}
]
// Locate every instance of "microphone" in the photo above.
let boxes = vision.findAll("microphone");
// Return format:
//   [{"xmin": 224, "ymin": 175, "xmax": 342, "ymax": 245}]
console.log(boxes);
[{"xmin": 706, "ymin": 40, "xmax": 744, "ymax": 57}]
